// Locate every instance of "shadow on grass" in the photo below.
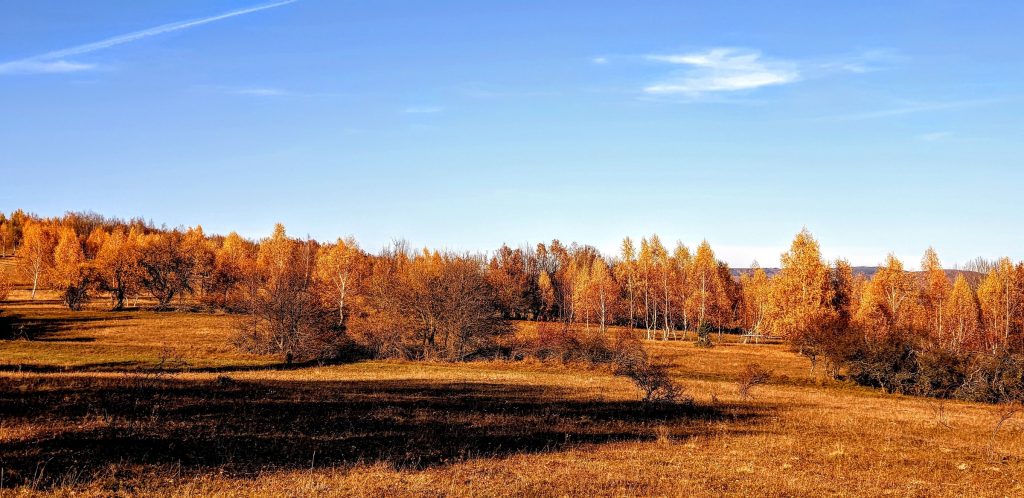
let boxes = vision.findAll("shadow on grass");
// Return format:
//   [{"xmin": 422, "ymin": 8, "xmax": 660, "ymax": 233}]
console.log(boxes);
[
  {"xmin": 0, "ymin": 375, "xmax": 772, "ymax": 488},
  {"xmin": 0, "ymin": 312, "xmax": 132, "ymax": 341},
  {"xmin": 0, "ymin": 359, "xmax": 329, "ymax": 374}
]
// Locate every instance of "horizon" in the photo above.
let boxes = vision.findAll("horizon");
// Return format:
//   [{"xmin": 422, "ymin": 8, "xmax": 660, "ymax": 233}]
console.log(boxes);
[{"xmin": 3, "ymin": 1, "xmax": 1023, "ymax": 268}]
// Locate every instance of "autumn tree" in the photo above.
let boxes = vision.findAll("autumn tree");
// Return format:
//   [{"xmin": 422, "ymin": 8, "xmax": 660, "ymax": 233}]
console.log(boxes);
[
  {"xmin": 637, "ymin": 237, "xmax": 656, "ymax": 338},
  {"xmin": 537, "ymin": 270, "xmax": 556, "ymax": 321},
  {"xmin": 648, "ymin": 235, "xmax": 674, "ymax": 338},
  {"xmin": 687, "ymin": 240, "xmax": 725, "ymax": 330},
  {"xmin": 569, "ymin": 252, "xmax": 618, "ymax": 333},
  {"xmin": 487, "ymin": 244, "xmax": 530, "ymax": 319},
  {"xmin": 0, "ymin": 215, "xmax": 10, "ymax": 258},
  {"xmin": 237, "ymin": 224, "xmax": 338, "ymax": 363},
  {"xmin": 977, "ymin": 258, "xmax": 1021, "ymax": 351},
  {"xmin": 827, "ymin": 259, "xmax": 854, "ymax": 323},
  {"xmin": 138, "ymin": 230, "xmax": 195, "ymax": 309},
  {"xmin": 618, "ymin": 237, "xmax": 637, "ymax": 329},
  {"xmin": 15, "ymin": 221, "xmax": 55, "ymax": 299},
  {"xmin": 354, "ymin": 247, "xmax": 510, "ymax": 360},
  {"xmin": 766, "ymin": 229, "xmax": 838, "ymax": 370},
  {"xmin": 739, "ymin": 264, "xmax": 770, "ymax": 338},
  {"xmin": 855, "ymin": 254, "xmax": 924, "ymax": 337},
  {"xmin": 49, "ymin": 226, "xmax": 90, "ymax": 310},
  {"xmin": 944, "ymin": 274, "xmax": 981, "ymax": 351},
  {"xmin": 590, "ymin": 257, "xmax": 618, "ymax": 333},
  {"xmin": 182, "ymin": 226, "xmax": 216, "ymax": 303},
  {"xmin": 205, "ymin": 232, "xmax": 255, "ymax": 311},
  {"xmin": 672, "ymin": 242, "xmax": 693, "ymax": 332},
  {"xmin": 315, "ymin": 236, "xmax": 365, "ymax": 327},
  {"xmin": 920, "ymin": 247, "xmax": 952, "ymax": 343},
  {"xmin": 94, "ymin": 227, "xmax": 143, "ymax": 309}
]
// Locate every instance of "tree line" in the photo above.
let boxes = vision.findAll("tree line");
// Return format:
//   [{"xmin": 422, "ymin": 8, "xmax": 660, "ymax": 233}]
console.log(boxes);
[{"xmin": 1, "ymin": 210, "xmax": 1022, "ymax": 401}]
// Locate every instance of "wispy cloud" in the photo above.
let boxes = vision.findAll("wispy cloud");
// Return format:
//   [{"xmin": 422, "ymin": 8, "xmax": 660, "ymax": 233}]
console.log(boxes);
[
  {"xmin": 640, "ymin": 47, "xmax": 889, "ymax": 99},
  {"xmin": 403, "ymin": 106, "xmax": 445, "ymax": 114},
  {"xmin": 591, "ymin": 57, "xmax": 608, "ymax": 65},
  {"xmin": 0, "ymin": 60, "xmax": 97, "ymax": 75},
  {"xmin": 643, "ymin": 48, "xmax": 800, "ymax": 96},
  {"xmin": 0, "ymin": 0, "xmax": 297, "ymax": 76}
]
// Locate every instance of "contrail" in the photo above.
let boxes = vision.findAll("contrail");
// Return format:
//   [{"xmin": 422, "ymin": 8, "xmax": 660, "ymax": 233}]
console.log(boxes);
[{"xmin": 8, "ymin": 0, "xmax": 296, "ymax": 64}]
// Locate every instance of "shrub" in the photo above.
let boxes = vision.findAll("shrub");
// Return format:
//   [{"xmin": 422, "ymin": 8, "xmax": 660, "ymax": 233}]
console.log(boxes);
[
  {"xmin": 694, "ymin": 322, "xmax": 714, "ymax": 348},
  {"xmin": 526, "ymin": 322, "xmax": 618, "ymax": 365},
  {"xmin": 737, "ymin": 363, "xmax": 772, "ymax": 400},
  {"xmin": 618, "ymin": 361, "xmax": 684, "ymax": 403},
  {"xmin": 957, "ymin": 352, "xmax": 1024, "ymax": 404},
  {"xmin": 844, "ymin": 334, "xmax": 919, "ymax": 394}
]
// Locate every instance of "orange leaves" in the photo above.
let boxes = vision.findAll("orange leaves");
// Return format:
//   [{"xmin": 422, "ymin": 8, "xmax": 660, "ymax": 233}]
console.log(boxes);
[{"xmin": 767, "ymin": 229, "xmax": 836, "ymax": 340}]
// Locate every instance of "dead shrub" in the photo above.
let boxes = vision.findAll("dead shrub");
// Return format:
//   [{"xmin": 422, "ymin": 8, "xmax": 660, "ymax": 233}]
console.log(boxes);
[
  {"xmin": 737, "ymin": 363, "xmax": 771, "ymax": 400},
  {"xmin": 617, "ymin": 360, "xmax": 685, "ymax": 403}
]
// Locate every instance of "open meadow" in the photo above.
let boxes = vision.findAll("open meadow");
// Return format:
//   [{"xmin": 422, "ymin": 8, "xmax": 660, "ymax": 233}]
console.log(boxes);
[{"xmin": 1, "ymin": 291, "xmax": 1022, "ymax": 496}]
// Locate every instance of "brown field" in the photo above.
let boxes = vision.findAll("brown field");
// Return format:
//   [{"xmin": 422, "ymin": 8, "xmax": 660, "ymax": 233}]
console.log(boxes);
[{"xmin": 1, "ymin": 290, "xmax": 1022, "ymax": 496}]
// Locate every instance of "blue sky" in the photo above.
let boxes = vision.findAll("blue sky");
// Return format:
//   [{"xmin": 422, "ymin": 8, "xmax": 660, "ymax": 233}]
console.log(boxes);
[{"xmin": 1, "ymin": 1, "xmax": 1022, "ymax": 268}]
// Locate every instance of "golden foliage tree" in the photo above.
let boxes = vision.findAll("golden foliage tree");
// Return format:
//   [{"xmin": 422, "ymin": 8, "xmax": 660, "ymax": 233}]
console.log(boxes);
[
  {"xmin": 855, "ymin": 254, "xmax": 924, "ymax": 337},
  {"xmin": 205, "ymin": 231, "xmax": 255, "ymax": 311},
  {"xmin": 687, "ymin": 240, "xmax": 725, "ymax": 330},
  {"xmin": 944, "ymin": 274, "xmax": 981, "ymax": 351},
  {"xmin": 50, "ymin": 226, "xmax": 90, "ymax": 310},
  {"xmin": 977, "ymin": 258, "xmax": 1020, "ymax": 351},
  {"xmin": 354, "ymin": 247, "xmax": 510, "ymax": 360},
  {"xmin": 672, "ymin": 242, "xmax": 693, "ymax": 332},
  {"xmin": 617, "ymin": 237, "xmax": 637, "ymax": 329},
  {"xmin": 15, "ymin": 221, "xmax": 55, "ymax": 299},
  {"xmin": 739, "ymin": 264, "xmax": 770, "ymax": 338},
  {"xmin": 239, "ymin": 224, "xmax": 337, "ymax": 362},
  {"xmin": 537, "ymin": 271, "xmax": 556, "ymax": 321},
  {"xmin": 94, "ymin": 227, "xmax": 143, "ymax": 309},
  {"xmin": 315, "ymin": 236, "xmax": 365, "ymax": 327},
  {"xmin": 920, "ymin": 247, "xmax": 952, "ymax": 342},
  {"xmin": 767, "ymin": 229, "xmax": 836, "ymax": 341}
]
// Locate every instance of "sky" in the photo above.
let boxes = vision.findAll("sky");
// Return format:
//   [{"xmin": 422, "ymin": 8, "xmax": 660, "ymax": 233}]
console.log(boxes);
[{"xmin": 1, "ymin": 1, "xmax": 1022, "ymax": 268}]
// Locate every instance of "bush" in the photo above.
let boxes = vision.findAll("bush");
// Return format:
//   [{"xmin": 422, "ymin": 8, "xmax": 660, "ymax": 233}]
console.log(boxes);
[
  {"xmin": 825, "ymin": 328, "xmax": 1024, "ymax": 404},
  {"xmin": 844, "ymin": 334, "xmax": 918, "ymax": 394},
  {"xmin": 527, "ymin": 323, "xmax": 618, "ymax": 365},
  {"xmin": 694, "ymin": 322, "xmax": 714, "ymax": 348},
  {"xmin": 737, "ymin": 363, "xmax": 772, "ymax": 400},
  {"xmin": 957, "ymin": 352, "xmax": 1024, "ymax": 403},
  {"xmin": 618, "ymin": 361, "xmax": 685, "ymax": 403}
]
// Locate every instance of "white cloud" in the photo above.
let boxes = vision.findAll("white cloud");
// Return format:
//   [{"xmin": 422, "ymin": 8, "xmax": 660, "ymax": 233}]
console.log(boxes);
[
  {"xmin": 0, "ymin": 60, "xmax": 96, "ymax": 75},
  {"xmin": 643, "ymin": 48, "xmax": 800, "ymax": 96},
  {"xmin": 0, "ymin": 0, "xmax": 297, "ymax": 76},
  {"xmin": 591, "ymin": 57, "xmax": 608, "ymax": 65},
  {"xmin": 403, "ymin": 106, "xmax": 445, "ymax": 114}
]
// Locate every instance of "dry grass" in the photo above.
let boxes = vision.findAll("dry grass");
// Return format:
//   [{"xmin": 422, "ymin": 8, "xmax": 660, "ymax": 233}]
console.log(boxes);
[{"xmin": 1, "ymin": 297, "xmax": 1022, "ymax": 496}]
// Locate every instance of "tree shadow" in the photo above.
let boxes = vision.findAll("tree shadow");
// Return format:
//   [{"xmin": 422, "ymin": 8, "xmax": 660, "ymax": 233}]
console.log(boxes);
[
  {"xmin": 0, "ymin": 312, "xmax": 131, "ymax": 341},
  {"xmin": 0, "ymin": 375, "xmax": 772, "ymax": 488}
]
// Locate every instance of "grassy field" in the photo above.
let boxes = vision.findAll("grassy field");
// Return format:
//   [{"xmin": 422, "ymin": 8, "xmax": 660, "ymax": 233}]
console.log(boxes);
[{"xmin": 1, "ymin": 293, "xmax": 1022, "ymax": 496}]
